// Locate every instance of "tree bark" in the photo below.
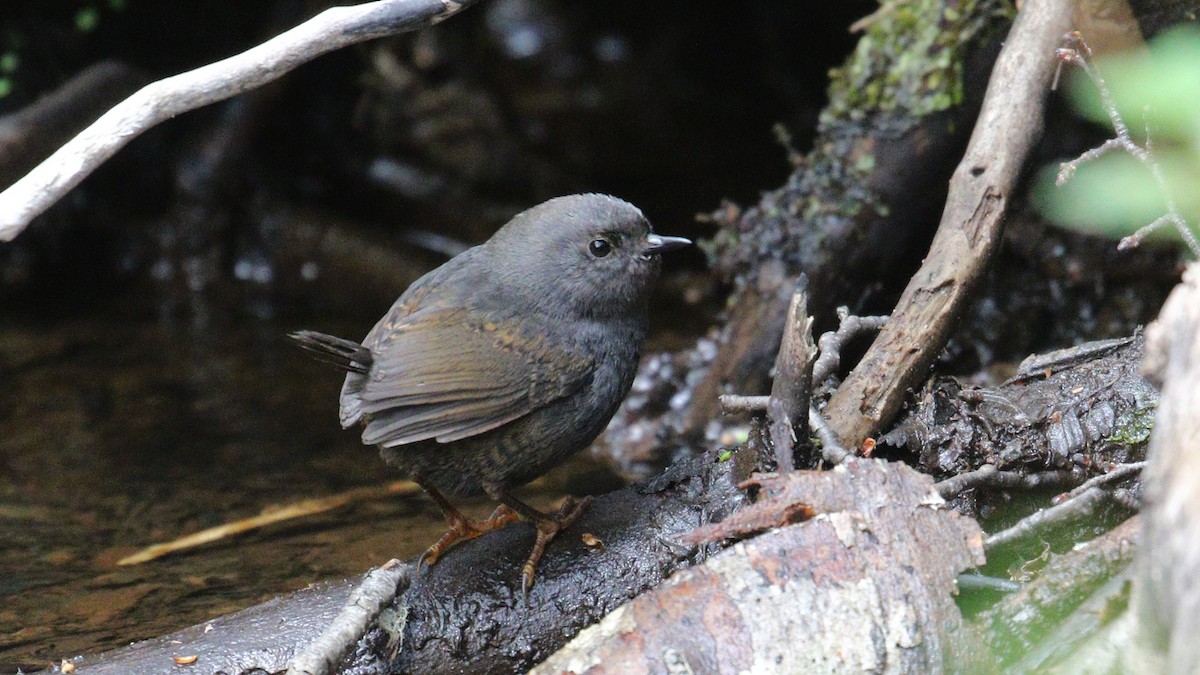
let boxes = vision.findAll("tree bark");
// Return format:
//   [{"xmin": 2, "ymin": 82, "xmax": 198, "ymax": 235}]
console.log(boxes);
[{"xmin": 1128, "ymin": 264, "xmax": 1200, "ymax": 673}]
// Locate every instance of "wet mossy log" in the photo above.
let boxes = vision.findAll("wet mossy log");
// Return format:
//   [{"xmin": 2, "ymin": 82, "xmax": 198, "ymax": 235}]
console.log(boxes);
[
  {"xmin": 68, "ymin": 456, "xmax": 992, "ymax": 674},
  {"xmin": 884, "ymin": 334, "xmax": 1156, "ymax": 499},
  {"xmin": 968, "ymin": 267, "xmax": 1200, "ymax": 672}
]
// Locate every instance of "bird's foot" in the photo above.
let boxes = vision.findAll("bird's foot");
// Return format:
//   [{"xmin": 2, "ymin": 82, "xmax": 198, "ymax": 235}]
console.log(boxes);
[
  {"xmin": 421, "ymin": 504, "xmax": 520, "ymax": 569},
  {"xmin": 521, "ymin": 495, "xmax": 593, "ymax": 596}
]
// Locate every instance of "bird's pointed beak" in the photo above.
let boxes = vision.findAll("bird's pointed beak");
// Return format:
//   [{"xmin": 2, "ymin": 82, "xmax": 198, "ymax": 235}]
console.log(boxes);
[{"xmin": 642, "ymin": 233, "xmax": 692, "ymax": 256}]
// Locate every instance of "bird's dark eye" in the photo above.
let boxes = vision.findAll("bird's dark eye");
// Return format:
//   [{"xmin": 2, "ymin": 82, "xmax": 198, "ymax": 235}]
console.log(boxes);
[{"xmin": 588, "ymin": 238, "xmax": 612, "ymax": 258}]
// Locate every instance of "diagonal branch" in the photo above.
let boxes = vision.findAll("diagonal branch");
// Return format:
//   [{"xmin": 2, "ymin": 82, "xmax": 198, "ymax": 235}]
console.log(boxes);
[
  {"xmin": 0, "ymin": 0, "xmax": 479, "ymax": 241},
  {"xmin": 822, "ymin": 1, "xmax": 1073, "ymax": 448}
]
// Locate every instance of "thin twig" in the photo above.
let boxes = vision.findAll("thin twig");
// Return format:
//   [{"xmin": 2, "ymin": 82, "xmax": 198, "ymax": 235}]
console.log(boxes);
[
  {"xmin": 812, "ymin": 310, "xmax": 889, "ymax": 385},
  {"xmin": 935, "ymin": 465, "xmax": 1079, "ymax": 500},
  {"xmin": 1055, "ymin": 32, "xmax": 1200, "ymax": 256},
  {"xmin": 984, "ymin": 486, "xmax": 1109, "ymax": 552},
  {"xmin": 719, "ymin": 309, "xmax": 888, "ymax": 416},
  {"xmin": 1054, "ymin": 137, "xmax": 1124, "ymax": 184},
  {"xmin": 719, "ymin": 394, "xmax": 769, "ymax": 413},
  {"xmin": 935, "ymin": 464, "xmax": 1000, "ymax": 496},
  {"xmin": 957, "ymin": 573, "xmax": 1021, "ymax": 593},
  {"xmin": 809, "ymin": 406, "xmax": 851, "ymax": 465},
  {"xmin": 0, "ymin": 0, "xmax": 480, "ymax": 241},
  {"xmin": 1054, "ymin": 461, "xmax": 1146, "ymax": 503}
]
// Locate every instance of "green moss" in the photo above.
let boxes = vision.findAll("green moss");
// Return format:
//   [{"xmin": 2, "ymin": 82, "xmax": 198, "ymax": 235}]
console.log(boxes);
[
  {"xmin": 824, "ymin": 0, "xmax": 1014, "ymax": 124},
  {"xmin": 1107, "ymin": 403, "xmax": 1157, "ymax": 446},
  {"xmin": 703, "ymin": 0, "xmax": 1012, "ymax": 277}
]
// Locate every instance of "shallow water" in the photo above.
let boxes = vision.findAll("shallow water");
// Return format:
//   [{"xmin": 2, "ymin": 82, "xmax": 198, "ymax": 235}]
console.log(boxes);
[{"xmin": 0, "ymin": 286, "xmax": 618, "ymax": 672}]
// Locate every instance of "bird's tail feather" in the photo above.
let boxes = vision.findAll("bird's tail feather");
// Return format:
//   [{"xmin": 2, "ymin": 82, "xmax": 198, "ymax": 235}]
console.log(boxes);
[{"xmin": 289, "ymin": 330, "xmax": 372, "ymax": 374}]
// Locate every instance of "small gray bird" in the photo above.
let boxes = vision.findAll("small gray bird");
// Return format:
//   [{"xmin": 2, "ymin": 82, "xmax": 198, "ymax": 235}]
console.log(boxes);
[{"xmin": 291, "ymin": 194, "xmax": 690, "ymax": 591}]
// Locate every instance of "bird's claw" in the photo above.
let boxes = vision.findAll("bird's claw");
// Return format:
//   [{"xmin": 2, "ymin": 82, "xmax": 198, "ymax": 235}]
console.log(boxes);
[
  {"xmin": 519, "ymin": 495, "xmax": 594, "ymax": 598},
  {"xmin": 419, "ymin": 504, "xmax": 520, "ymax": 572}
]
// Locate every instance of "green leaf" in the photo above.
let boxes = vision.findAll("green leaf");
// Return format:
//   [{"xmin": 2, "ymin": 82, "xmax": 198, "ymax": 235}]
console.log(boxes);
[
  {"xmin": 1036, "ymin": 150, "xmax": 1200, "ymax": 243},
  {"xmin": 1070, "ymin": 26, "xmax": 1200, "ymax": 143},
  {"xmin": 75, "ymin": 7, "xmax": 100, "ymax": 33},
  {"xmin": 0, "ymin": 51, "xmax": 18, "ymax": 74}
]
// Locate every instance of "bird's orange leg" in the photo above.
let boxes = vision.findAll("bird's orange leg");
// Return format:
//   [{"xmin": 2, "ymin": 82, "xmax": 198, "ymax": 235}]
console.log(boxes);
[{"xmin": 416, "ymin": 477, "xmax": 519, "ymax": 568}]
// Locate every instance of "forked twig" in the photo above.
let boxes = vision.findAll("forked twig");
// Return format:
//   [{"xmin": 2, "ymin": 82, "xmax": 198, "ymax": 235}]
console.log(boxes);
[{"xmin": 1055, "ymin": 31, "xmax": 1200, "ymax": 256}]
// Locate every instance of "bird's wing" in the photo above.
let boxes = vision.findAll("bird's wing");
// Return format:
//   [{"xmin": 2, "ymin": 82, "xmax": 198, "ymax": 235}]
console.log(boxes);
[{"xmin": 351, "ymin": 308, "xmax": 595, "ymax": 447}]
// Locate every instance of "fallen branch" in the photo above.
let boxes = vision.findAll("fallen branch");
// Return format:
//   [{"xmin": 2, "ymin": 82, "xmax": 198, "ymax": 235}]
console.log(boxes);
[
  {"xmin": 71, "ymin": 449, "xmax": 751, "ymax": 674},
  {"xmin": 0, "ymin": 0, "xmax": 480, "ymax": 240},
  {"xmin": 823, "ymin": 0, "xmax": 1073, "ymax": 447},
  {"xmin": 117, "ymin": 480, "xmax": 421, "ymax": 565},
  {"xmin": 286, "ymin": 559, "xmax": 410, "ymax": 675},
  {"xmin": 1130, "ymin": 263, "xmax": 1200, "ymax": 671}
]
